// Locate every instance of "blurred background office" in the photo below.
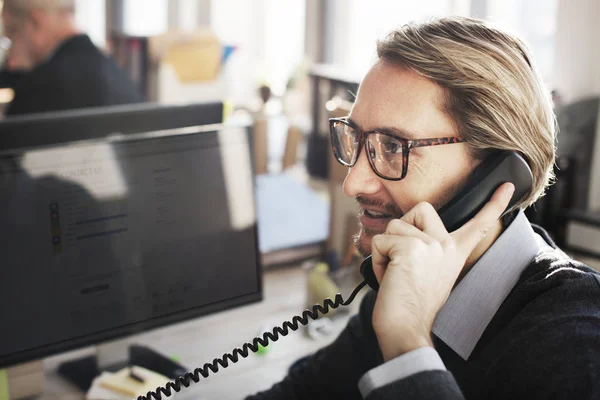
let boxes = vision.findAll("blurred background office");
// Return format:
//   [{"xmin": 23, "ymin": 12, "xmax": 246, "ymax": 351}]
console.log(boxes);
[{"xmin": 0, "ymin": 0, "xmax": 599, "ymax": 398}]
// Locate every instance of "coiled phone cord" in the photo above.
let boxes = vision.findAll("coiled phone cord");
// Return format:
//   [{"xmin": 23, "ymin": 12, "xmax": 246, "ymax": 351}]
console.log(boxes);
[{"xmin": 136, "ymin": 280, "xmax": 368, "ymax": 400}]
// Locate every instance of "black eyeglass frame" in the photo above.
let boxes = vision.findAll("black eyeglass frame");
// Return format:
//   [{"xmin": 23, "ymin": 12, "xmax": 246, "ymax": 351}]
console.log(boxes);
[{"xmin": 329, "ymin": 117, "xmax": 465, "ymax": 181}]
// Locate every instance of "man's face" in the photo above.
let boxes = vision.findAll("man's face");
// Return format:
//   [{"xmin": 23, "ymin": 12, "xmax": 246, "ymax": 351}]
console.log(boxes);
[
  {"xmin": 2, "ymin": 10, "xmax": 39, "ymax": 71},
  {"xmin": 344, "ymin": 62, "xmax": 476, "ymax": 256}
]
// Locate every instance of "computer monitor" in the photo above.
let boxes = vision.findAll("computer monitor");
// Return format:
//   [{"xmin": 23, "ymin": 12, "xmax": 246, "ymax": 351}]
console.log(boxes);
[
  {"xmin": 0, "ymin": 119, "xmax": 261, "ymax": 390},
  {"xmin": 0, "ymin": 101, "xmax": 224, "ymax": 151}
]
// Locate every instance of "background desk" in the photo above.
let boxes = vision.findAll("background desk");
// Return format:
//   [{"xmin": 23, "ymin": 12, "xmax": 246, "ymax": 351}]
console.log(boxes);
[{"xmin": 40, "ymin": 265, "xmax": 364, "ymax": 399}]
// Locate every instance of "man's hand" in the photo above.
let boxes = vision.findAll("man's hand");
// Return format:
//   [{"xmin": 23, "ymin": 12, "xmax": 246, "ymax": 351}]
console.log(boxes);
[{"xmin": 371, "ymin": 183, "xmax": 515, "ymax": 361}]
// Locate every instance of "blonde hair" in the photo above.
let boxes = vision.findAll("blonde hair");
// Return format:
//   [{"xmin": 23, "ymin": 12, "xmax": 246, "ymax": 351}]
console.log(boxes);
[{"xmin": 377, "ymin": 17, "xmax": 556, "ymax": 208}]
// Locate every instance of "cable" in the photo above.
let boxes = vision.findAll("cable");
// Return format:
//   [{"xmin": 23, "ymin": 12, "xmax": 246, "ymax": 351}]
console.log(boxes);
[{"xmin": 136, "ymin": 280, "xmax": 368, "ymax": 400}]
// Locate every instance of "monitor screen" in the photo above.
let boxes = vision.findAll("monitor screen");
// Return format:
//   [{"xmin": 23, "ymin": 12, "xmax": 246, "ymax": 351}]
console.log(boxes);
[{"xmin": 0, "ymin": 124, "xmax": 261, "ymax": 368}]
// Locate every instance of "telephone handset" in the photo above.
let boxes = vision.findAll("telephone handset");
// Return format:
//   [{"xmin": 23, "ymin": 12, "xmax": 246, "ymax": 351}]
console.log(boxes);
[
  {"xmin": 137, "ymin": 151, "xmax": 532, "ymax": 400},
  {"xmin": 360, "ymin": 151, "xmax": 533, "ymax": 292}
]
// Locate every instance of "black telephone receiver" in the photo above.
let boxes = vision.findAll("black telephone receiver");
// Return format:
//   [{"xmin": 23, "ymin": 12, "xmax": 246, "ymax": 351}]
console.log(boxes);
[{"xmin": 360, "ymin": 151, "xmax": 533, "ymax": 292}]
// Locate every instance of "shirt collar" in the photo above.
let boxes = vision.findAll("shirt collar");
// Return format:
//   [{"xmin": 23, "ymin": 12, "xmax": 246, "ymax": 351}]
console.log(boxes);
[{"xmin": 431, "ymin": 209, "xmax": 541, "ymax": 360}]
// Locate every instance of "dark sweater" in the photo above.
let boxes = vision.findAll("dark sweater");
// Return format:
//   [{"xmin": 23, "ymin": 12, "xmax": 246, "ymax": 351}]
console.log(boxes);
[
  {"xmin": 5, "ymin": 35, "xmax": 142, "ymax": 117},
  {"xmin": 247, "ymin": 227, "xmax": 600, "ymax": 399}
]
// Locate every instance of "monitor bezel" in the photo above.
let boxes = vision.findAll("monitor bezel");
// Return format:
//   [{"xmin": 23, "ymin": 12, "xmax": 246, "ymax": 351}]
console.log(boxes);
[{"xmin": 0, "ymin": 101, "xmax": 224, "ymax": 152}]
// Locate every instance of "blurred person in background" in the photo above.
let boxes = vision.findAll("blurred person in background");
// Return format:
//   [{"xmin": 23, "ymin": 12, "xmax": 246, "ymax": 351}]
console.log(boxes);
[{"xmin": 1, "ymin": 0, "xmax": 142, "ymax": 116}]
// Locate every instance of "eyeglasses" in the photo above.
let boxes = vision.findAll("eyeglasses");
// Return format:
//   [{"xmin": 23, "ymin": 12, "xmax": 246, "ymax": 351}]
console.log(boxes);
[{"xmin": 329, "ymin": 117, "xmax": 465, "ymax": 181}]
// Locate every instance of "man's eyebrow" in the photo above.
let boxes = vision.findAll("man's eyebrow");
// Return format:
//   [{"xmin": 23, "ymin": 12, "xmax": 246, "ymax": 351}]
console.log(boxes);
[{"xmin": 347, "ymin": 117, "xmax": 420, "ymax": 140}]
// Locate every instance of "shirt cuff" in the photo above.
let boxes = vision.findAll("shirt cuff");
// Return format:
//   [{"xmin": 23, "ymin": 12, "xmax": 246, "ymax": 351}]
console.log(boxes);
[{"xmin": 358, "ymin": 347, "xmax": 446, "ymax": 398}]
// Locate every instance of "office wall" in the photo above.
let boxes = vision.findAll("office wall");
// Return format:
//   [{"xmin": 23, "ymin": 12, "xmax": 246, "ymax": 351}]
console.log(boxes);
[
  {"xmin": 109, "ymin": 0, "xmax": 210, "ymax": 35},
  {"xmin": 552, "ymin": 0, "xmax": 600, "ymax": 211},
  {"xmin": 587, "ymin": 101, "xmax": 600, "ymax": 211},
  {"xmin": 552, "ymin": 0, "xmax": 600, "ymax": 102},
  {"xmin": 168, "ymin": 0, "xmax": 211, "ymax": 30},
  {"xmin": 211, "ymin": 0, "xmax": 306, "ymax": 104},
  {"xmin": 75, "ymin": 0, "xmax": 106, "ymax": 48},
  {"xmin": 304, "ymin": 0, "xmax": 325, "ymax": 64},
  {"xmin": 210, "ymin": 0, "xmax": 262, "ymax": 105}
]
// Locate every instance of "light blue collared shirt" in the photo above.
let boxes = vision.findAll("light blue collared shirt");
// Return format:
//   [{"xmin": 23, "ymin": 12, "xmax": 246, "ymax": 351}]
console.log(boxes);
[{"xmin": 359, "ymin": 210, "xmax": 545, "ymax": 398}]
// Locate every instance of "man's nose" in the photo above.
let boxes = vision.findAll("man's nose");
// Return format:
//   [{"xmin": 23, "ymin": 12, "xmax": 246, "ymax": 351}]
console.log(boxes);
[{"xmin": 343, "ymin": 150, "xmax": 383, "ymax": 199}]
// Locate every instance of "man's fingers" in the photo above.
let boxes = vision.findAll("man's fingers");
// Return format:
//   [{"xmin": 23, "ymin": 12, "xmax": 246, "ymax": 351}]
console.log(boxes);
[
  {"xmin": 385, "ymin": 218, "xmax": 432, "ymax": 243},
  {"xmin": 370, "ymin": 235, "xmax": 395, "ymax": 285},
  {"xmin": 451, "ymin": 182, "xmax": 515, "ymax": 256},
  {"xmin": 370, "ymin": 235, "xmax": 424, "ymax": 284},
  {"xmin": 401, "ymin": 202, "xmax": 449, "ymax": 242},
  {"xmin": 373, "ymin": 183, "xmax": 514, "ymax": 286}
]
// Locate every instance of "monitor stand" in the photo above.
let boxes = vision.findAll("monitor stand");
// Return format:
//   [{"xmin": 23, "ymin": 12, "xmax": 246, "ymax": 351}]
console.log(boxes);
[{"xmin": 57, "ymin": 338, "xmax": 188, "ymax": 392}]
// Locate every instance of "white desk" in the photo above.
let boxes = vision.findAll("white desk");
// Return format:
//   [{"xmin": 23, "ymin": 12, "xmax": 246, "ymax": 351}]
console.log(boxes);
[{"xmin": 39, "ymin": 265, "xmax": 364, "ymax": 399}]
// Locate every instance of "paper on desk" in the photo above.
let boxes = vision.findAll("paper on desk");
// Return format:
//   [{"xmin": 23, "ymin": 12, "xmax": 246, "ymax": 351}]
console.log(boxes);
[
  {"xmin": 87, "ymin": 372, "xmax": 126, "ymax": 400},
  {"xmin": 87, "ymin": 367, "xmax": 176, "ymax": 400}
]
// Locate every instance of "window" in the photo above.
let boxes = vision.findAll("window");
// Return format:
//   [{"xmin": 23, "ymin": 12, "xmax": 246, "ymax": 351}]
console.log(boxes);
[
  {"xmin": 486, "ymin": 0, "xmax": 559, "ymax": 84},
  {"xmin": 324, "ymin": 0, "xmax": 558, "ymax": 85},
  {"xmin": 325, "ymin": 0, "xmax": 465, "ymax": 77}
]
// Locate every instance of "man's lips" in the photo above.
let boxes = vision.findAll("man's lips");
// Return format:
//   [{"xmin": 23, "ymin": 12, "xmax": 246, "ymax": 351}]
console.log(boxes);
[
  {"xmin": 359, "ymin": 208, "xmax": 400, "ymax": 231},
  {"xmin": 363, "ymin": 209, "xmax": 394, "ymax": 218},
  {"xmin": 355, "ymin": 196, "xmax": 404, "ymax": 233}
]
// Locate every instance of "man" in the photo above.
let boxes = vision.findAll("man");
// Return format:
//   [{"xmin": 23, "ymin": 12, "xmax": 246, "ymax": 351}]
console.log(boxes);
[
  {"xmin": 247, "ymin": 17, "xmax": 600, "ymax": 399},
  {"xmin": 1, "ymin": 0, "xmax": 142, "ymax": 116}
]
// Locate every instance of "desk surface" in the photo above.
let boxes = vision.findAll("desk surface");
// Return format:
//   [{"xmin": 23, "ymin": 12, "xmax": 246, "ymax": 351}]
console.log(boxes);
[{"xmin": 40, "ymin": 265, "xmax": 364, "ymax": 399}]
